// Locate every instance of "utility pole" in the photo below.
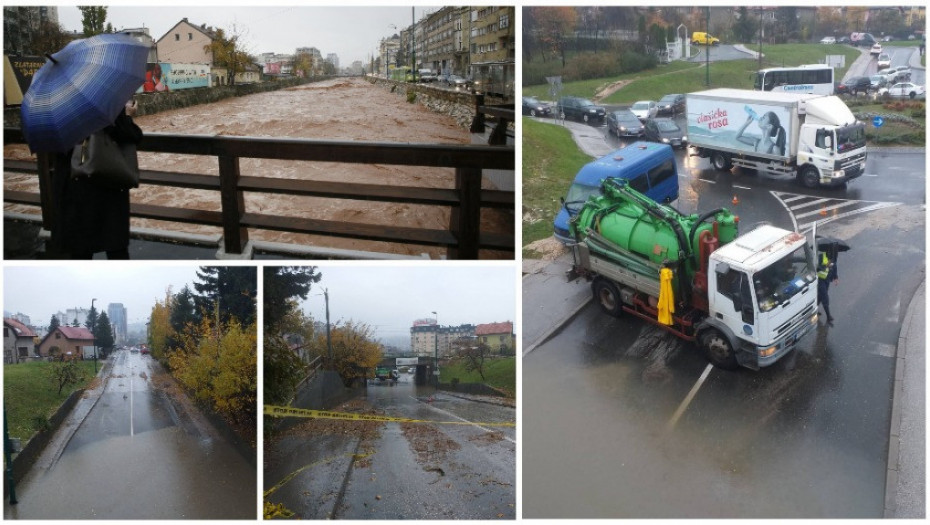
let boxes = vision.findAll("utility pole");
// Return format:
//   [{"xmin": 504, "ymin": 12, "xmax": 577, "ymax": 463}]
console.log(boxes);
[
  {"xmin": 91, "ymin": 298, "xmax": 97, "ymax": 373},
  {"xmin": 432, "ymin": 311, "xmax": 439, "ymax": 387},
  {"xmin": 324, "ymin": 288, "xmax": 332, "ymax": 362},
  {"xmin": 411, "ymin": 7, "xmax": 416, "ymax": 77},
  {"xmin": 705, "ymin": 6, "xmax": 710, "ymax": 87}
]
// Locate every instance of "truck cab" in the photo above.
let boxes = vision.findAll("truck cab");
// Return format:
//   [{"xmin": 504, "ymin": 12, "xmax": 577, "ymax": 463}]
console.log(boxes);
[
  {"xmin": 705, "ymin": 226, "xmax": 819, "ymax": 369},
  {"xmin": 795, "ymin": 96, "xmax": 868, "ymax": 187}
]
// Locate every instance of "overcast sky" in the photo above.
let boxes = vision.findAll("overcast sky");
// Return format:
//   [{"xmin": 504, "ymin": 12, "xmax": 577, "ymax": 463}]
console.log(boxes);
[
  {"xmin": 3, "ymin": 265, "xmax": 213, "ymax": 326},
  {"xmin": 296, "ymin": 265, "xmax": 517, "ymax": 341},
  {"xmin": 55, "ymin": 5, "xmax": 442, "ymax": 65}
]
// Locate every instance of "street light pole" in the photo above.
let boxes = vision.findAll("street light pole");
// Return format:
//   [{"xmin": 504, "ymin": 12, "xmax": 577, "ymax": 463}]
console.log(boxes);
[
  {"xmin": 432, "ymin": 311, "xmax": 439, "ymax": 386},
  {"xmin": 324, "ymin": 288, "xmax": 332, "ymax": 363},
  {"xmin": 91, "ymin": 298, "xmax": 97, "ymax": 373}
]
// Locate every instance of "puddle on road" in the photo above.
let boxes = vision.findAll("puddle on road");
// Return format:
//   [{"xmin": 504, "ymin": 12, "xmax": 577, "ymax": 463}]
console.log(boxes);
[{"xmin": 7, "ymin": 426, "xmax": 255, "ymax": 520}]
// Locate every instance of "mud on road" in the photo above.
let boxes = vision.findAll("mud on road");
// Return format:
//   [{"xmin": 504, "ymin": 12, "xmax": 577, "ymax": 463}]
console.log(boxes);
[{"xmin": 4, "ymin": 77, "xmax": 513, "ymax": 258}]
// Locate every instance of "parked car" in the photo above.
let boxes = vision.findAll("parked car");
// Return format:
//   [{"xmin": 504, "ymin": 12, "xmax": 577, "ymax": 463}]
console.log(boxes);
[
  {"xmin": 140, "ymin": 347, "xmax": 149, "ymax": 355},
  {"xmin": 884, "ymin": 65, "xmax": 912, "ymax": 82},
  {"xmin": 881, "ymin": 82, "xmax": 925, "ymax": 99},
  {"xmin": 691, "ymin": 31, "xmax": 720, "ymax": 45},
  {"xmin": 837, "ymin": 36, "xmax": 851, "ymax": 44},
  {"xmin": 876, "ymin": 53, "xmax": 891, "ymax": 69},
  {"xmin": 606, "ymin": 109, "xmax": 644, "ymax": 137},
  {"xmin": 835, "ymin": 76, "xmax": 872, "ymax": 95},
  {"xmin": 870, "ymin": 43, "xmax": 883, "ymax": 56},
  {"xmin": 869, "ymin": 74, "xmax": 890, "ymax": 90},
  {"xmin": 418, "ymin": 70, "xmax": 437, "ymax": 83},
  {"xmin": 522, "ymin": 96, "xmax": 552, "ymax": 117},
  {"xmin": 656, "ymin": 93, "xmax": 685, "ymax": 115},
  {"xmin": 557, "ymin": 96, "xmax": 606, "ymax": 124},
  {"xmin": 630, "ymin": 100, "xmax": 658, "ymax": 120},
  {"xmin": 643, "ymin": 117, "xmax": 687, "ymax": 148},
  {"xmin": 819, "ymin": 36, "xmax": 836, "ymax": 44},
  {"xmin": 446, "ymin": 75, "xmax": 471, "ymax": 89}
]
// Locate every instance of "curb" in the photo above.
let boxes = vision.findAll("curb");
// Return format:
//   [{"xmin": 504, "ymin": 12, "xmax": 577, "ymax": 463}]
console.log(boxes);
[{"xmin": 883, "ymin": 279, "xmax": 925, "ymax": 518}]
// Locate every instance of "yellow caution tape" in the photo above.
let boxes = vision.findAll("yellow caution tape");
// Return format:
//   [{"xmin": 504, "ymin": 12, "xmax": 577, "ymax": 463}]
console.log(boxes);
[
  {"xmin": 263, "ymin": 450, "xmax": 374, "ymax": 498},
  {"xmin": 264, "ymin": 404, "xmax": 515, "ymax": 427}
]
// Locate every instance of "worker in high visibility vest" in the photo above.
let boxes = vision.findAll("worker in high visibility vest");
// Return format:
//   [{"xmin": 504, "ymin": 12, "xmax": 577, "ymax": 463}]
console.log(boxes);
[{"xmin": 817, "ymin": 249, "xmax": 838, "ymax": 326}]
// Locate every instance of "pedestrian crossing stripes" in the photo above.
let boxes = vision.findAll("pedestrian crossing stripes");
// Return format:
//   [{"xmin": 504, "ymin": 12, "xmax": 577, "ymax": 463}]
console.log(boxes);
[{"xmin": 771, "ymin": 191, "xmax": 901, "ymax": 233}]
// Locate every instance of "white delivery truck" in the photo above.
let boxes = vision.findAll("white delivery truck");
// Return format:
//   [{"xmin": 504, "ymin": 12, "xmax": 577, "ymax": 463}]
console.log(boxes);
[{"xmin": 686, "ymin": 89, "xmax": 868, "ymax": 188}]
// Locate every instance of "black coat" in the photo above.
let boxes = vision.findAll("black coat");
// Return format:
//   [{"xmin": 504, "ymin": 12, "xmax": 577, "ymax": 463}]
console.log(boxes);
[{"xmin": 51, "ymin": 110, "xmax": 142, "ymax": 258}]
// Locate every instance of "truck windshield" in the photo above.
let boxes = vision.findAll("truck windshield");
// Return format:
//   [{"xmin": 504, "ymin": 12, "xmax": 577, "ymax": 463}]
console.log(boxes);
[
  {"xmin": 753, "ymin": 244, "xmax": 816, "ymax": 312},
  {"xmin": 836, "ymin": 123, "xmax": 866, "ymax": 153}
]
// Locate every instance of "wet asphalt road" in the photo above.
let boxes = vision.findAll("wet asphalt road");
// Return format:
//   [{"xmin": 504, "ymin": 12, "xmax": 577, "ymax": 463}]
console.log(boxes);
[
  {"xmin": 6, "ymin": 350, "xmax": 256, "ymax": 520},
  {"xmin": 522, "ymin": 147, "xmax": 925, "ymax": 517},
  {"xmin": 264, "ymin": 377, "xmax": 515, "ymax": 519}
]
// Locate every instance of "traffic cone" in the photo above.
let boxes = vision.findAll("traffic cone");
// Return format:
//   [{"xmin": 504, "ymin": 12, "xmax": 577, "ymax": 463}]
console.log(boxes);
[
  {"xmin": 732, "ymin": 195, "xmax": 739, "ymax": 205},
  {"xmin": 820, "ymin": 206, "xmax": 828, "ymax": 216}
]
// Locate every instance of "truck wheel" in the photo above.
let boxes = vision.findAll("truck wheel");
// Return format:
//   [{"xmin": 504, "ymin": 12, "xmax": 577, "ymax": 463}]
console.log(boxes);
[
  {"xmin": 711, "ymin": 152, "xmax": 732, "ymax": 171},
  {"xmin": 593, "ymin": 279, "xmax": 624, "ymax": 317},
  {"xmin": 583, "ymin": 114, "xmax": 590, "ymax": 123},
  {"xmin": 530, "ymin": 109, "xmax": 537, "ymax": 117},
  {"xmin": 798, "ymin": 166, "xmax": 820, "ymax": 188},
  {"xmin": 700, "ymin": 329, "xmax": 739, "ymax": 370}
]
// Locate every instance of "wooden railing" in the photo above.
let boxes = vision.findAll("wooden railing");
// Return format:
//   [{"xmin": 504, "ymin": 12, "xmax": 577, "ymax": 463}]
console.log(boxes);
[{"xmin": 4, "ymin": 127, "xmax": 514, "ymax": 259}]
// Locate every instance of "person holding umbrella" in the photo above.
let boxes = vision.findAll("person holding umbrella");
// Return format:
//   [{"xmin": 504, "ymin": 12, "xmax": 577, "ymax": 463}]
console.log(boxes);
[
  {"xmin": 20, "ymin": 33, "xmax": 149, "ymax": 259},
  {"xmin": 815, "ymin": 237, "xmax": 849, "ymax": 326}
]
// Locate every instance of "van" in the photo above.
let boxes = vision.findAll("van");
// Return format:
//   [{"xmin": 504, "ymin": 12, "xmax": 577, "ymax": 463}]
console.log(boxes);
[
  {"xmin": 692, "ymin": 32, "xmax": 720, "ymax": 46},
  {"xmin": 553, "ymin": 142, "xmax": 679, "ymax": 244}
]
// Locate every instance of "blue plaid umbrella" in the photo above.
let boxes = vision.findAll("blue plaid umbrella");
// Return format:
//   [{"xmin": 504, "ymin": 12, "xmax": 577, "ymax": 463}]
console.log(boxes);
[{"xmin": 21, "ymin": 33, "xmax": 149, "ymax": 153}]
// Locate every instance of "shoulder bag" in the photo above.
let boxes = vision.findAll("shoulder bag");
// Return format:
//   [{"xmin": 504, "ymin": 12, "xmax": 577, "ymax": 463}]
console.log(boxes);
[{"xmin": 70, "ymin": 130, "xmax": 140, "ymax": 189}]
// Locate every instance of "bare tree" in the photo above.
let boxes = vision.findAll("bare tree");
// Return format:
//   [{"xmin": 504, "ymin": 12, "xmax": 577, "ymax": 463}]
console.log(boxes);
[{"xmin": 457, "ymin": 341, "xmax": 491, "ymax": 381}]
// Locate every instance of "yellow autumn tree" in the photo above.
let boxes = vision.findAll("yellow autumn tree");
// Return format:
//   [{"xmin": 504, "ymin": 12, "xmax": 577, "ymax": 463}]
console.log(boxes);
[
  {"xmin": 169, "ymin": 313, "xmax": 257, "ymax": 442},
  {"xmin": 312, "ymin": 320, "xmax": 382, "ymax": 387},
  {"xmin": 148, "ymin": 289, "xmax": 174, "ymax": 362}
]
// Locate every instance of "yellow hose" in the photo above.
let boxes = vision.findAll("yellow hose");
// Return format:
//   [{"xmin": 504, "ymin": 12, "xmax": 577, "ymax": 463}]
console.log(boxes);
[{"xmin": 658, "ymin": 267, "xmax": 675, "ymax": 325}]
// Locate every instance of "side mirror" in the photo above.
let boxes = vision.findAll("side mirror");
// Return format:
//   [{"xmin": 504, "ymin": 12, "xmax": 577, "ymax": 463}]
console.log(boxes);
[{"xmin": 715, "ymin": 262, "xmax": 730, "ymax": 275}]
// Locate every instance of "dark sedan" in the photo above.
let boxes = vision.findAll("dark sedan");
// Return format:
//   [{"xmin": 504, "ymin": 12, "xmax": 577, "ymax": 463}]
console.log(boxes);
[
  {"xmin": 522, "ymin": 96, "xmax": 552, "ymax": 117},
  {"xmin": 656, "ymin": 93, "xmax": 685, "ymax": 115},
  {"xmin": 835, "ymin": 76, "xmax": 872, "ymax": 95},
  {"xmin": 557, "ymin": 96, "xmax": 606, "ymax": 124},
  {"xmin": 643, "ymin": 117, "xmax": 687, "ymax": 148},
  {"xmin": 606, "ymin": 109, "xmax": 643, "ymax": 137}
]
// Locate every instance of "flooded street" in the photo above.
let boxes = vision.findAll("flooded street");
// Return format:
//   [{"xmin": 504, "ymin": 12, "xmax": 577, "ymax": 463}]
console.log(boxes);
[
  {"xmin": 4, "ymin": 77, "xmax": 512, "ymax": 257},
  {"xmin": 264, "ymin": 378, "xmax": 515, "ymax": 519},
  {"xmin": 5, "ymin": 350, "xmax": 256, "ymax": 520}
]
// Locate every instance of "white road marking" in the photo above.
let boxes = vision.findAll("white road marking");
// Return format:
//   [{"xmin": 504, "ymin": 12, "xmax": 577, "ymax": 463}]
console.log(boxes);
[
  {"xmin": 667, "ymin": 364, "xmax": 714, "ymax": 431},
  {"xmin": 733, "ymin": 185, "xmax": 751, "ymax": 190},
  {"xmin": 411, "ymin": 395, "xmax": 516, "ymax": 444}
]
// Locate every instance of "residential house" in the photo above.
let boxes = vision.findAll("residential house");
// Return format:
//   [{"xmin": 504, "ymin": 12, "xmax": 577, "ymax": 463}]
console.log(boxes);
[
  {"xmin": 476, "ymin": 321, "xmax": 514, "ymax": 355},
  {"xmin": 409, "ymin": 320, "xmax": 476, "ymax": 358},
  {"xmin": 3, "ymin": 318, "xmax": 37, "ymax": 363},
  {"xmin": 37, "ymin": 326, "xmax": 94, "ymax": 359},
  {"xmin": 156, "ymin": 18, "xmax": 216, "ymax": 64}
]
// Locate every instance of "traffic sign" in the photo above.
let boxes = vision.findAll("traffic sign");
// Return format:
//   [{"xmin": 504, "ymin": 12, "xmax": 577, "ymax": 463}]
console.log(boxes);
[{"xmin": 873, "ymin": 116, "xmax": 884, "ymax": 128}]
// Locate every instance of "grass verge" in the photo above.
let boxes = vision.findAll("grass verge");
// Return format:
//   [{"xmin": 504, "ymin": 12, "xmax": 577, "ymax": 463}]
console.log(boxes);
[
  {"xmin": 441, "ymin": 357, "xmax": 515, "ymax": 397},
  {"xmin": 522, "ymin": 117, "xmax": 593, "ymax": 254},
  {"xmin": 4, "ymin": 360, "xmax": 99, "ymax": 442}
]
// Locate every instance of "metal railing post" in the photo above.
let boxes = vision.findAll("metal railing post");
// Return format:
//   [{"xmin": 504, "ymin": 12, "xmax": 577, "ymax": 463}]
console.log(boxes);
[
  {"xmin": 448, "ymin": 166, "xmax": 481, "ymax": 259},
  {"xmin": 217, "ymin": 154, "xmax": 249, "ymax": 255}
]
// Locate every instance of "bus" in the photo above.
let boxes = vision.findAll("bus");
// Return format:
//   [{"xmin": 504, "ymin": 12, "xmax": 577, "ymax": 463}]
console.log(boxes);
[{"xmin": 753, "ymin": 64, "xmax": 834, "ymax": 95}]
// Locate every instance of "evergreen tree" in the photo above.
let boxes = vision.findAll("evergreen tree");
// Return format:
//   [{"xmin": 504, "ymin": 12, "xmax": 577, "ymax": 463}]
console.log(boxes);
[
  {"xmin": 194, "ymin": 267, "xmax": 257, "ymax": 326},
  {"xmin": 264, "ymin": 267, "xmax": 321, "ymax": 331},
  {"xmin": 49, "ymin": 315, "xmax": 61, "ymax": 333},
  {"xmin": 85, "ymin": 305, "xmax": 98, "ymax": 334},
  {"xmin": 169, "ymin": 285, "xmax": 199, "ymax": 351},
  {"xmin": 95, "ymin": 312, "xmax": 115, "ymax": 357}
]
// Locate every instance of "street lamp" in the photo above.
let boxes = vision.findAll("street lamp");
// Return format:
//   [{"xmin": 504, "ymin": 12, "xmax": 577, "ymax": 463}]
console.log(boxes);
[
  {"xmin": 91, "ymin": 298, "xmax": 97, "ymax": 373},
  {"xmin": 432, "ymin": 311, "xmax": 439, "ymax": 386}
]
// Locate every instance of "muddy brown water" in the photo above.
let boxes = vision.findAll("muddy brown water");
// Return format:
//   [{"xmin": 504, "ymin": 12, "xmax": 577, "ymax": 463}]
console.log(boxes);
[{"xmin": 4, "ymin": 77, "xmax": 513, "ymax": 258}]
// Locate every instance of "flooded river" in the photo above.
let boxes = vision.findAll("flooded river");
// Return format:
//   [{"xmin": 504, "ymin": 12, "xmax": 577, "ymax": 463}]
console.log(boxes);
[{"xmin": 4, "ymin": 77, "xmax": 512, "ymax": 258}]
